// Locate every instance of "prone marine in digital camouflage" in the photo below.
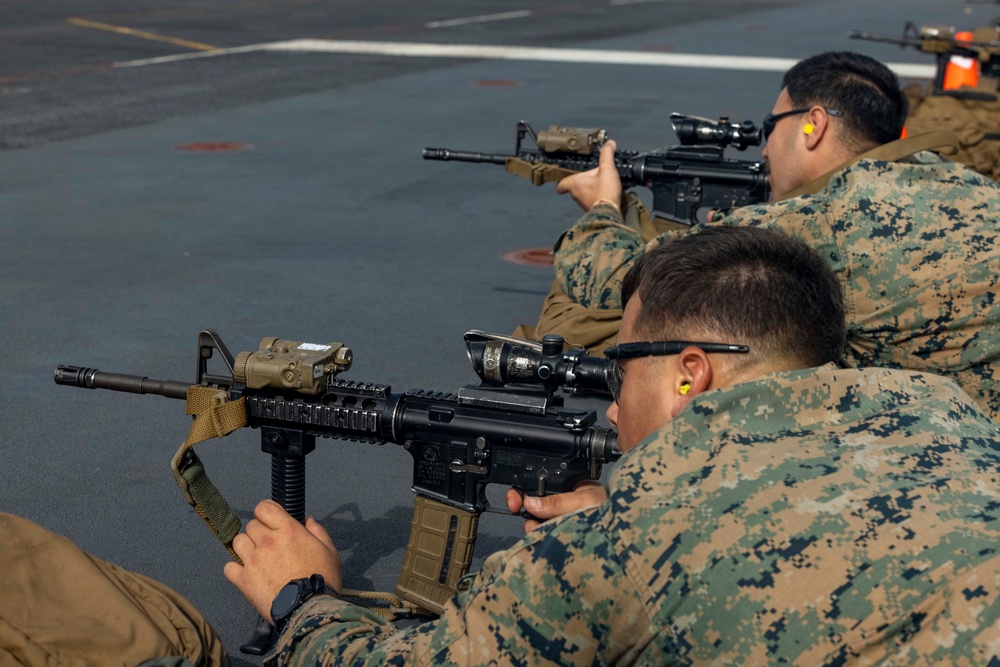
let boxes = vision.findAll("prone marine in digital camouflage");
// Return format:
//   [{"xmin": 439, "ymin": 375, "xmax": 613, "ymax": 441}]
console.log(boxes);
[
  {"xmin": 522, "ymin": 51, "xmax": 1000, "ymax": 422},
  {"xmin": 235, "ymin": 227, "xmax": 1000, "ymax": 665},
  {"xmin": 850, "ymin": 20, "xmax": 1000, "ymax": 181},
  {"xmin": 7, "ymin": 227, "xmax": 1000, "ymax": 666}
]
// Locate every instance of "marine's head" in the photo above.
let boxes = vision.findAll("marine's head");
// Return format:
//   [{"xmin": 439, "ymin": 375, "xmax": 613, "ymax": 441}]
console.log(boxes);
[
  {"xmin": 606, "ymin": 225, "xmax": 846, "ymax": 451},
  {"xmin": 762, "ymin": 51, "xmax": 908, "ymax": 199}
]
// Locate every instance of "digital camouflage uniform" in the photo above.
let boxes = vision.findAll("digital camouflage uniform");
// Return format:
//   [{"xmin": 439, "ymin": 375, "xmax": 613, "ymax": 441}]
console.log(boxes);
[
  {"xmin": 268, "ymin": 366, "xmax": 1000, "ymax": 666},
  {"xmin": 553, "ymin": 156, "xmax": 1000, "ymax": 420},
  {"xmin": 899, "ymin": 22, "xmax": 1000, "ymax": 184},
  {"xmin": 904, "ymin": 83, "xmax": 1000, "ymax": 182}
]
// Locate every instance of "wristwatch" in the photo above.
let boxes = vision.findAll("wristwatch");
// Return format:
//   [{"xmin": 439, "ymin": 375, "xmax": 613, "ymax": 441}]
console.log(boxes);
[{"xmin": 270, "ymin": 573, "xmax": 338, "ymax": 634}]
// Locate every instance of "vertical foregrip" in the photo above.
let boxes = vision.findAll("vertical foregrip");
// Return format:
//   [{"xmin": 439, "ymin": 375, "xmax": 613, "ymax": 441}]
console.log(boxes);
[
  {"xmin": 395, "ymin": 496, "xmax": 479, "ymax": 615},
  {"xmin": 271, "ymin": 454, "xmax": 306, "ymax": 523}
]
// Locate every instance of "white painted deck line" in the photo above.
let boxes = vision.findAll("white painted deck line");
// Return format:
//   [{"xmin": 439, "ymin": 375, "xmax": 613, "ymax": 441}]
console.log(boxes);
[
  {"xmin": 112, "ymin": 39, "xmax": 937, "ymax": 79},
  {"xmin": 426, "ymin": 10, "xmax": 534, "ymax": 29},
  {"xmin": 609, "ymin": 0, "xmax": 672, "ymax": 5}
]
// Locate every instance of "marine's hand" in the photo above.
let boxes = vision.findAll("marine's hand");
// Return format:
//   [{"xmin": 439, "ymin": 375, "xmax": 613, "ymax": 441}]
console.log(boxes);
[
  {"xmin": 707, "ymin": 208, "xmax": 733, "ymax": 223},
  {"xmin": 224, "ymin": 499, "xmax": 342, "ymax": 623},
  {"xmin": 505, "ymin": 481, "xmax": 609, "ymax": 533},
  {"xmin": 555, "ymin": 140, "xmax": 623, "ymax": 212}
]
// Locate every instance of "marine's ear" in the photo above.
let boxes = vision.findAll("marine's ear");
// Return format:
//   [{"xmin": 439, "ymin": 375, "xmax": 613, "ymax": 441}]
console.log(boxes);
[
  {"xmin": 670, "ymin": 346, "xmax": 713, "ymax": 417},
  {"xmin": 803, "ymin": 106, "xmax": 833, "ymax": 150}
]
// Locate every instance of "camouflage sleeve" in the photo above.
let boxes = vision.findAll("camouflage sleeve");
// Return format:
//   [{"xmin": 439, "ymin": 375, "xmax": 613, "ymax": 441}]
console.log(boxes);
[
  {"xmin": 555, "ymin": 193, "xmax": 842, "ymax": 311},
  {"xmin": 264, "ymin": 596, "xmax": 395, "ymax": 666},
  {"xmin": 553, "ymin": 198, "xmax": 679, "ymax": 309},
  {"xmin": 265, "ymin": 511, "xmax": 653, "ymax": 666}
]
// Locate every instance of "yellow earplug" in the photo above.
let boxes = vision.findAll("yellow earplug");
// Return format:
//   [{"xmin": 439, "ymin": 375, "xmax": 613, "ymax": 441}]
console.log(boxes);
[
  {"xmin": 804, "ymin": 123, "xmax": 815, "ymax": 135},
  {"xmin": 679, "ymin": 383, "xmax": 691, "ymax": 395}
]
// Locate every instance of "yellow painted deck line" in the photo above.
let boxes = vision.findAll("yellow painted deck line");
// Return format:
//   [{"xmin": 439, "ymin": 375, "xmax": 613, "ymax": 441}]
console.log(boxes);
[{"xmin": 67, "ymin": 18, "xmax": 219, "ymax": 52}]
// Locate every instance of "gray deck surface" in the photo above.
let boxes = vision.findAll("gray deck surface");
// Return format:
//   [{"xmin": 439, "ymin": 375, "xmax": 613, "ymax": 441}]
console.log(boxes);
[{"xmin": 0, "ymin": 0, "xmax": 988, "ymax": 662}]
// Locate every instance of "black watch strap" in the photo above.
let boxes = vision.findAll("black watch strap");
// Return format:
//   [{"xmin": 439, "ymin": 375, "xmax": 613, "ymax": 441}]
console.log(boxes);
[{"xmin": 270, "ymin": 573, "xmax": 338, "ymax": 634}]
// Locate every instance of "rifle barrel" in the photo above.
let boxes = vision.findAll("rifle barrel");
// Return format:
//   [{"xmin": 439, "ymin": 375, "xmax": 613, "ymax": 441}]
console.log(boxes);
[
  {"xmin": 422, "ymin": 148, "xmax": 509, "ymax": 164},
  {"xmin": 847, "ymin": 30, "xmax": 916, "ymax": 46},
  {"xmin": 54, "ymin": 365, "xmax": 190, "ymax": 400}
]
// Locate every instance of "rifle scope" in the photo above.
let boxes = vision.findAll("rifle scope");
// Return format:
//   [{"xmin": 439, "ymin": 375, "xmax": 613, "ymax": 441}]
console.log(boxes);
[
  {"xmin": 671, "ymin": 113, "xmax": 763, "ymax": 151},
  {"xmin": 464, "ymin": 330, "xmax": 611, "ymax": 395}
]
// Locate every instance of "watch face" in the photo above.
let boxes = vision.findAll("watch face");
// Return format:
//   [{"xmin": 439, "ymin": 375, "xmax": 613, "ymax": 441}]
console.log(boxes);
[
  {"xmin": 271, "ymin": 575, "xmax": 328, "ymax": 628},
  {"xmin": 271, "ymin": 582, "xmax": 302, "ymax": 621}
]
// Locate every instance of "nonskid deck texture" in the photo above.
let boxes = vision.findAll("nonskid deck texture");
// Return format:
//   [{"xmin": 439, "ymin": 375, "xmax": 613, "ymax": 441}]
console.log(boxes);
[{"xmin": 0, "ymin": 0, "xmax": 984, "ymax": 661}]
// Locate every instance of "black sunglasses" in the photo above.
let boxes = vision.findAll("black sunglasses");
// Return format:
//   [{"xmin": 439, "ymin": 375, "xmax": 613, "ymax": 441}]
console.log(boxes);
[
  {"xmin": 603, "ymin": 341, "xmax": 750, "ymax": 402},
  {"xmin": 762, "ymin": 108, "xmax": 842, "ymax": 141}
]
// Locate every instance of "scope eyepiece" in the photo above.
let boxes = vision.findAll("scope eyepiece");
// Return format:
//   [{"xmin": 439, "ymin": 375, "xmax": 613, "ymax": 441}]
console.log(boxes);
[{"xmin": 670, "ymin": 113, "xmax": 763, "ymax": 151}]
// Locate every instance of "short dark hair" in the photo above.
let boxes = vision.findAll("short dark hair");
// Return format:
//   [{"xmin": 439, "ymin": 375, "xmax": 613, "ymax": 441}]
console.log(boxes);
[
  {"xmin": 621, "ymin": 226, "xmax": 846, "ymax": 369},
  {"xmin": 782, "ymin": 51, "xmax": 907, "ymax": 150}
]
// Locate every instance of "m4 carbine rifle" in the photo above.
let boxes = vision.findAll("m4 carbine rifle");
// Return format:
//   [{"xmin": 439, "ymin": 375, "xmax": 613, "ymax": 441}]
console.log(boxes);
[
  {"xmin": 54, "ymin": 330, "xmax": 618, "ymax": 631},
  {"xmin": 422, "ymin": 113, "xmax": 770, "ymax": 226},
  {"xmin": 849, "ymin": 21, "xmax": 1000, "ymax": 96}
]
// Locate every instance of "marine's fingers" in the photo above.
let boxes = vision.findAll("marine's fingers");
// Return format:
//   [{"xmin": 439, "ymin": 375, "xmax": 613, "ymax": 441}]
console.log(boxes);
[
  {"xmin": 521, "ymin": 493, "xmax": 575, "ymax": 520},
  {"xmin": 505, "ymin": 488, "xmax": 525, "ymax": 514},
  {"xmin": 555, "ymin": 171, "xmax": 584, "ymax": 194},
  {"xmin": 253, "ymin": 499, "xmax": 296, "ymax": 529},
  {"xmin": 223, "ymin": 560, "xmax": 243, "ymax": 587},
  {"xmin": 522, "ymin": 483, "xmax": 607, "ymax": 520},
  {"xmin": 244, "ymin": 518, "xmax": 265, "ymax": 543},
  {"xmin": 305, "ymin": 517, "xmax": 335, "ymax": 552},
  {"xmin": 231, "ymin": 532, "xmax": 254, "ymax": 561},
  {"xmin": 598, "ymin": 140, "xmax": 617, "ymax": 169}
]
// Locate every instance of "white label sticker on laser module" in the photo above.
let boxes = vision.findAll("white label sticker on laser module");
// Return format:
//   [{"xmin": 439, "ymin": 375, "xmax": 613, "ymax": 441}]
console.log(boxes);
[{"xmin": 298, "ymin": 343, "xmax": 332, "ymax": 351}]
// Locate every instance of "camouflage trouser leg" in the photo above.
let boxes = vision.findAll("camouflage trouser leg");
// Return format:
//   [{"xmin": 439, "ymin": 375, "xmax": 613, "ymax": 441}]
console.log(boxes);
[
  {"xmin": 0, "ymin": 512, "xmax": 228, "ymax": 667},
  {"xmin": 512, "ymin": 279, "xmax": 623, "ymax": 357}
]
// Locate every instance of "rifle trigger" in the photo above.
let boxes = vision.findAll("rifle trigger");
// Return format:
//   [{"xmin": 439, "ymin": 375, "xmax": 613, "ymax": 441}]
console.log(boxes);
[{"xmin": 450, "ymin": 460, "xmax": 488, "ymax": 475}]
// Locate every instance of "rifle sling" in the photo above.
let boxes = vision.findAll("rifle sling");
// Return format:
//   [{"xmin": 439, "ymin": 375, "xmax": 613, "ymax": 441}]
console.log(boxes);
[
  {"xmin": 171, "ymin": 386, "xmax": 248, "ymax": 561},
  {"xmin": 171, "ymin": 386, "xmax": 437, "ymax": 620},
  {"xmin": 337, "ymin": 589, "xmax": 436, "ymax": 621},
  {"xmin": 505, "ymin": 157, "xmax": 579, "ymax": 185},
  {"xmin": 778, "ymin": 131, "xmax": 961, "ymax": 201}
]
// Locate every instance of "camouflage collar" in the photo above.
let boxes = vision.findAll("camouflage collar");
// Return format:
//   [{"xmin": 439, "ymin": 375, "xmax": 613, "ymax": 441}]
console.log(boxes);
[
  {"xmin": 778, "ymin": 131, "xmax": 961, "ymax": 201},
  {"xmin": 630, "ymin": 364, "xmax": 976, "ymax": 457}
]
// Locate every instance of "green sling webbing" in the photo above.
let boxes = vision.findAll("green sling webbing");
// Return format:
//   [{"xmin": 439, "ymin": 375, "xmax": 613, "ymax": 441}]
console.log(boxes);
[{"xmin": 171, "ymin": 385, "xmax": 430, "ymax": 617}]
